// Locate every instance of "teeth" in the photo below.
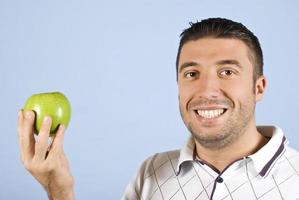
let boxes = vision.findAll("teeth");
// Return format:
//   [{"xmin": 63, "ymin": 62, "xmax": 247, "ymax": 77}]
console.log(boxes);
[{"xmin": 196, "ymin": 109, "xmax": 225, "ymax": 119}]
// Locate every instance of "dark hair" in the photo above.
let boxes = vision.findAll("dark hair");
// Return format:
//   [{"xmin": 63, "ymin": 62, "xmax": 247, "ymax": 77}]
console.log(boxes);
[{"xmin": 176, "ymin": 18, "xmax": 263, "ymax": 81}]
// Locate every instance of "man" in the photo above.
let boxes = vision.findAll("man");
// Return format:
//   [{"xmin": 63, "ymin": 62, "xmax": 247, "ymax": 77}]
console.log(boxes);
[
  {"xmin": 121, "ymin": 18, "xmax": 299, "ymax": 199},
  {"xmin": 18, "ymin": 18, "xmax": 299, "ymax": 200}
]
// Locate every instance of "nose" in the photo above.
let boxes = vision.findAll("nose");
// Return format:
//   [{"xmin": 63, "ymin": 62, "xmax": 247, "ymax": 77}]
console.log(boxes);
[{"xmin": 196, "ymin": 72, "xmax": 221, "ymax": 99}]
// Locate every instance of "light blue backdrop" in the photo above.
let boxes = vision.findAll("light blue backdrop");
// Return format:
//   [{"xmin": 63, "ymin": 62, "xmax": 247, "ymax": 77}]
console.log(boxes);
[{"xmin": 1, "ymin": 0, "xmax": 298, "ymax": 199}]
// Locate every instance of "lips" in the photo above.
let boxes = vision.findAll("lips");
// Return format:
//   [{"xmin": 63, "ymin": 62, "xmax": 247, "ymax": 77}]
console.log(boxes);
[
  {"xmin": 195, "ymin": 108, "xmax": 227, "ymax": 119},
  {"xmin": 187, "ymin": 98, "xmax": 232, "ymax": 120},
  {"xmin": 196, "ymin": 109, "xmax": 224, "ymax": 118}
]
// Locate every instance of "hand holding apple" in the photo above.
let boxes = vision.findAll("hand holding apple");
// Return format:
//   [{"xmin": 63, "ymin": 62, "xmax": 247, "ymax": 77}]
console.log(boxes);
[
  {"xmin": 18, "ymin": 92, "xmax": 75, "ymax": 199},
  {"xmin": 23, "ymin": 92, "xmax": 71, "ymax": 136}
]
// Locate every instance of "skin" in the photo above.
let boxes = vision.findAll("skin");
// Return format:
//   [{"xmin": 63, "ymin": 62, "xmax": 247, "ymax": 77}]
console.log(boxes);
[
  {"xmin": 18, "ymin": 110, "xmax": 75, "ymax": 200},
  {"xmin": 17, "ymin": 37, "xmax": 268, "ymax": 197},
  {"xmin": 178, "ymin": 38, "xmax": 268, "ymax": 171}
]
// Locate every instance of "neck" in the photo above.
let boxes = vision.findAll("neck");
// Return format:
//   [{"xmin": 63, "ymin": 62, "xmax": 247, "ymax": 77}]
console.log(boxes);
[{"xmin": 194, "ymin": 125, "xmax": 269, "ymax": 172}]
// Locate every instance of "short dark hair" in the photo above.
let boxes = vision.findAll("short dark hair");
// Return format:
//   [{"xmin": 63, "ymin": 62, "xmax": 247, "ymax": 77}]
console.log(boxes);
[{"xmin": 176, "ymin": 18, "xmax": 263, "ymax": 81}]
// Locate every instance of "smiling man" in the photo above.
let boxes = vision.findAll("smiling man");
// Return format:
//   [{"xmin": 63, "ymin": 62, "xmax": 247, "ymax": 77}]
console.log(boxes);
[
  {"xmin": 122, "ymin": 18, "xmax": 299, "ymax": 199},
  {"xmin": 18, "ymin": 18, "xmax": 299, "ymax": 200},
  {"xmin": 177, "ymin": 37, "xmax": 268, "ymax": 172}
]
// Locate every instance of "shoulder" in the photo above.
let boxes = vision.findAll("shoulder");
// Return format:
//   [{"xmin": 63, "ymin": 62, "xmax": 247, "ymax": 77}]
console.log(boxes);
[
  {"xmin": 137, "ymin": 149, "xmax": 181, "ymax": 179},
  {"xmin": 281, "ymin": 146, "xmax": 299, "ymax": 166},
  {"xmin": 273, "ymin": 146, "xmax": 299, "ymax": 175},
  {"xmin": 122, "ymin": 149, "xmax": 180, "ymax": 199},
  {"xmin": 267, "ymin": 146, "xmax": 299, "ymax": 198},
  {"xmin": 285, "ymin": 146, "xmax": 299, "ymax": 155}
]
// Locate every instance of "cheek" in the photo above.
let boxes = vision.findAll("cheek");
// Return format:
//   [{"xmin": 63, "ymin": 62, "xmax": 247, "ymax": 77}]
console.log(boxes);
[
  {"xmin": 222, "ymin": 82, "xmax": 255, "ymax": 103},
  {"xmin": 178, "ymin": 84, "xmax": 195, "ymax": 105}
]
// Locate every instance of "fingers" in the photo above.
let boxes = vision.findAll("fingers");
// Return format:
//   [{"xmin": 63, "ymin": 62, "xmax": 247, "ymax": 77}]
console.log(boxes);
[
  {"xmin": 50, "ymin": 124, "xmax": 66, "ymax": 153},
  {"xmin": 34, "ymin": 116, "xmax": 52, "ymax": 160},
  {"xmin": 18, "ymin": 110, "xmax": 35, "ymax": 162},
  {"xmin": 18, "ymin": 109, "xmax": 67, "ymax": 163}
]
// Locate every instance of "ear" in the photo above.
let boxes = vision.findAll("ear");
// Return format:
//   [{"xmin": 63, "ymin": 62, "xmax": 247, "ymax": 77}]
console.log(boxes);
[{"xmin": 255, "ymin": 75, "xmax": 266, "ymax": 102}]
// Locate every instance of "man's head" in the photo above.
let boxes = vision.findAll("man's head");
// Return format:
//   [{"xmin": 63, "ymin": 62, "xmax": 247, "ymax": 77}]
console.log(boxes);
[
  {"xmin": 177, "ymin": 18, "xmax": 266, "ymax": 149},
  {"xmin": 176, "ymin": 18, "xmax": 263, "ymax": 83}
]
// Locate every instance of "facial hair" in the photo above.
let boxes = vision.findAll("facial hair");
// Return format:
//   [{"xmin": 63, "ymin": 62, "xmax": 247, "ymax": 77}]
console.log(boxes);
[{"xmin": 180, "ymin": 97, "xmax": 255, "ymax": 150}]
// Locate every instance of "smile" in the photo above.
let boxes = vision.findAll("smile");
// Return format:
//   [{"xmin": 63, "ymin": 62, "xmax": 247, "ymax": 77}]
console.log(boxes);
[{"xmin": 196, "ymin": 109, "xmax": 227, "ymax": 119}]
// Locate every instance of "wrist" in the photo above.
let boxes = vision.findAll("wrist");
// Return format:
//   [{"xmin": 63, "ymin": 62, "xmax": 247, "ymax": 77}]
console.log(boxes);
[
  {"xmin": 45, "ymin": 181, "xmax": 75, "ymax": 200},
  {"xmin": 48, "ymin": 188, "xmax": 75, "ymax": 200}
]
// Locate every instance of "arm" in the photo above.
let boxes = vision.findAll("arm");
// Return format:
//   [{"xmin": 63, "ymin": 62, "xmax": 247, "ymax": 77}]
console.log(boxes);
[
  {"xmin": 122, "ymin": 155, "xmax": 155, "ymax": 200},
  {"xmin": 18, "ymin": 110, "xmax": 75, "ymax": 200}
]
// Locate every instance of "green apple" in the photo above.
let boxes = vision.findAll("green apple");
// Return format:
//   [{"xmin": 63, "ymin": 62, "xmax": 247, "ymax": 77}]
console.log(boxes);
[{"xmin": 24, "ymin": 92, "xmax": 71, "ymax": 136}]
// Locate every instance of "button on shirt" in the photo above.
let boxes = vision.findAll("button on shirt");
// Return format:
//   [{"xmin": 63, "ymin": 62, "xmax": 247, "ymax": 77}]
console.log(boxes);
[{"xmin": 122, "ymin": 126, "xmax": 299, "ymax": 199}]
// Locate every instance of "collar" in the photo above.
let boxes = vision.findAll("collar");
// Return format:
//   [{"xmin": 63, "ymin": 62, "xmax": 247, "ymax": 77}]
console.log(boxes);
[
  {"xmin": 175, "ymin": 126, "xmax": 287, "ymax": 177},
  {"xmin": 175, "ymin": 136, "xmax": 196, "ymax": 175},
  {"xmin": 248, "ymin": 126, "xmax": 287, "ymax": 177}
]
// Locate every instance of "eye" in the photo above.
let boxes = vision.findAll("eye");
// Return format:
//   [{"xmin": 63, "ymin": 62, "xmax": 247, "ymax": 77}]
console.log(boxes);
[
  {"xmin": 184, "ymin": 71, "xmax": 199, "ymax": 79},
  {"xmin": 219, "ymin": 69, "xmax": 235, "ymax": 77}
]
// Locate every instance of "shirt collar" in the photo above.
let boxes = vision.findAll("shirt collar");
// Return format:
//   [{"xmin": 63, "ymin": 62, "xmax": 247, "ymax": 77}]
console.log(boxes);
[
  {"xmin": 248, "ymin": 125, "xmax": 287, "ymax": 177},
  {"xmin": 175, "ymin": 125, "xmax": 287, "ymax": 177},
  {"xmin": 175, "ymin": 136, "xmax": 196, "ymax": 175}
]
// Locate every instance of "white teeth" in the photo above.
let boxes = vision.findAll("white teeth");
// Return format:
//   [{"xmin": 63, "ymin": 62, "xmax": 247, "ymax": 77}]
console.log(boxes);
[{"xmin": 196, "ymin": 109, "xmax": 225, "ymax": 119}]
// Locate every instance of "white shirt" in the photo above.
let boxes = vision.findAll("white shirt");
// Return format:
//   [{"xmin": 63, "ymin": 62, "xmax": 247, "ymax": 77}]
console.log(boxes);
[{"xmin": 122, "ymin": 126, "xmax": 299, "ymax": 200}]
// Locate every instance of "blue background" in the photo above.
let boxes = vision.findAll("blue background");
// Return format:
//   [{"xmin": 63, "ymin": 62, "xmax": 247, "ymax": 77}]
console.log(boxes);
[{"xmin": 1, "ymin": 0, "xmax": 299, "ymax": 199}]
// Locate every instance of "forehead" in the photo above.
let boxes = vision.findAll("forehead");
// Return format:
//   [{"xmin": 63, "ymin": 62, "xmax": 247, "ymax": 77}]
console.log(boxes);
[{"xmin": 179, "ymin": 38, "xmax": 253, "ymax": 69}]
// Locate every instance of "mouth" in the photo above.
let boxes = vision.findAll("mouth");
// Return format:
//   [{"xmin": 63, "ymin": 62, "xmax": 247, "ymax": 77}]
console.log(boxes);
[{"xmin": 194, "ymin": 108, "xmax": 228, "ymax": 119}]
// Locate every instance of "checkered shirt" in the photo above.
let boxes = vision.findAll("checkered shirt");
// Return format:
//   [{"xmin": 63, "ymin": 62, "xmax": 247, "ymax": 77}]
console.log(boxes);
[{"xmin": 122, "ymin": 126, "xmax": 299, "ymax": 200}]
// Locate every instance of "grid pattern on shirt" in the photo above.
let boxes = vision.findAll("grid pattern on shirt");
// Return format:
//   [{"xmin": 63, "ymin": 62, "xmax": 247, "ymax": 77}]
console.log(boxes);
[{"xmin": 134, "ymin": 148, "xmax": 299, "ymax": 200}]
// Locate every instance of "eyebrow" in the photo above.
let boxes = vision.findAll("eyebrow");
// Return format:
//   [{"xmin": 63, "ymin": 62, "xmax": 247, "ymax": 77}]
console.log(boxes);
[
  {"xmin": 215, "ymin": 59, "xmax": 243, "ymax": 69},
  {"xmin": 178, "ymin": 59, "xmax": 242, "ymax": 73},
  {"xmin": 178, "ymin": 61, "xmax": 200, "ymax": 73}
]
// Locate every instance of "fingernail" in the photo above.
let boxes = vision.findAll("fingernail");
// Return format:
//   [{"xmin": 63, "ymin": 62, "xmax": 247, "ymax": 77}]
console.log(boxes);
[
  {"xmin": 60, "ymin": 124, "xmax": 65, "ymax": 131},
  {"xmin": 44, "ymin": 116, "xmax": 51, "ymax": 123},
  {"xmin": 25, "ymin": 111, "xmax": 32, "ymax": 119},
  {"xmin": 18, "ymin": 110, "xmax": 23, "ymax": 118}
]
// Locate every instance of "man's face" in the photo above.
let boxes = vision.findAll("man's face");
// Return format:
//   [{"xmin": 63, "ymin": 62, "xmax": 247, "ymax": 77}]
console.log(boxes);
[{"xmin": 177, "ymin": 38, "xmax": 265, "ymax": 149}]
